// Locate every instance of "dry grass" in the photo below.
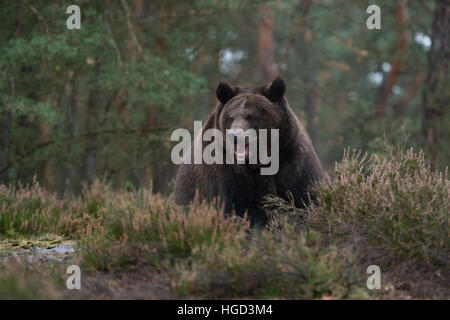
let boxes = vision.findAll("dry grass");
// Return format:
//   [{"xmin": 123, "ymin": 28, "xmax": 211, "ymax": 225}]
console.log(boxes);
[
  {"xmin": 174, "ymin": 231, "xmax": 367, "ymax": 299},
  {"xmin": 307, "ymin": 148, "xmax": 449, "ymax": 269},
  {"xmin": 0, "ymin": 260, "xmax": 64, "ymax": 299},
  {"xmin": 266, "ymin": 146, "xmax": 449, "ymax": 299},
  {"xmin": 0, "ymin": 145, "xmax": 448, "ymax": 299}
]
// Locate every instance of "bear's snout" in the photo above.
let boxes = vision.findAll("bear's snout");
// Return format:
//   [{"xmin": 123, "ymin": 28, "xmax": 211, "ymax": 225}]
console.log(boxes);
[{"xmin": 227, "ymin": 128, "xmax": 246, "ymax": 138}]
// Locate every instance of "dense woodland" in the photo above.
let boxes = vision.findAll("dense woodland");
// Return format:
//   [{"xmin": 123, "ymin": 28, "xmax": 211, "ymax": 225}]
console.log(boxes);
[
  {"xmin": 0, "ymin": 0, "xmax": 448, "ymax": 195},
  {"xmin": 0, "ymin": 1, "xmax": 449, "ymax": 300}
]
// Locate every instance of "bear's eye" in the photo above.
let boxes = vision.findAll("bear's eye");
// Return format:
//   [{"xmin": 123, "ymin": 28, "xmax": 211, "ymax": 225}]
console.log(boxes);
[{"xmin": 246, "ymin": 115, "xmax": 254, "ymax": 121}]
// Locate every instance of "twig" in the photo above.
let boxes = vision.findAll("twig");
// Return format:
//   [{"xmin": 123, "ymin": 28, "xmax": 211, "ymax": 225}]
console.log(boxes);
[
  {"xmin": 419, "ymin": 0, "xmax": 433, "ymax": 13},
  {"xmin": 19, "ymin": 0, "xmax": 49, "ymax": 35},
  {"xmin": 120, "ymin": 0, "xmax": 143, "ymax": 55},
  {"xmin": 279, "ymin": 0, "xmax": 312, "ymax": 68},
  {"xmin": 104, "ymin": 11, "xmax": 123, "ymax": 68}
]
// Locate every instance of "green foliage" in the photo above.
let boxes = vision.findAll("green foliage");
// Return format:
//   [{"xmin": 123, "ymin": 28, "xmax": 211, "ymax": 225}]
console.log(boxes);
[
  {"xmin": 0, "ymin": 1, "xmax": 209, "ymax": 190},
  {"xmin": 175, "ymin": 231, "xmax": 366, "ymax": 299},
  {"xmin": 0, "ymin": 146, "xmax": 447, "ymax": 299},
  {"xmin": 0, "ymin": 261, "xmax": 64, "ymax": 299},
  {"xmin": 79, "ymin": 186, "xmax": 250, "ymax": 271},
  {"xmin": 0, "ymin": 0, "xmax": 447, "ymax": 300},
  {"xmin": 0, "ymin": 181, "xmax": 62, "ymax": 235},
  {"xmin": 0, "ymin": 177, "xmax": 366, "ymax": 299},
  {"xmin": 0, "ymin": 0, "xmax": 447, "ymax": 193},
  {"xmin": 306, "ymin": 146, "xmax": 449, "ymax": 268}
]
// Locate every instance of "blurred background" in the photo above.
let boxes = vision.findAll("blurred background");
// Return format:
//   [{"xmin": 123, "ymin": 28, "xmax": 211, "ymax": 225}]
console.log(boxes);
[{"xmin": 0, "ymin": 0, "xmax": 448, "ymax": 195}]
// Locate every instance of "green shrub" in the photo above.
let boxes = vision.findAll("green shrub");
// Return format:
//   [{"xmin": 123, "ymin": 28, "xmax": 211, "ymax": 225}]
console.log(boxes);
[
  {"xmin": 306, "ymin": 147, "xmax": 449, "ymax": 268},
  {"xmin": 0, "ymin": 180, "xmax": 63, "ymax": 236},
  {"xmin": 175, "ymin": 231, "xmax": 367, "ymax": 299},
  {"xmin": 0, "ymin": 260, "xmax": 63, "ymax": 299},
  {"xmin": 80, "ymin": 191, "xmax": 249, "ymax": 271},
  {"xmin": 0, "ymin": 146, "xmax": 447, "ymax": 299}
]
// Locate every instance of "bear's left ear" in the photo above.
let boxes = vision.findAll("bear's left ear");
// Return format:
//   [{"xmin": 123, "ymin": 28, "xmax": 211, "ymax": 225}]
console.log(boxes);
[
  {"xmin": 265, "ymin": 76, "xmax": 286, "ymax": 102},
  {"xmin": 216, "ymin": 82, "xmax": 235, "ymax": 105}
]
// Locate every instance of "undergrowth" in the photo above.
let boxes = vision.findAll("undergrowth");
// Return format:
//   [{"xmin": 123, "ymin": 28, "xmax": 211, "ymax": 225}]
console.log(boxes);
[{"xmin": 0, "ymin": 146, "xmax": 448, "ymax": 299}]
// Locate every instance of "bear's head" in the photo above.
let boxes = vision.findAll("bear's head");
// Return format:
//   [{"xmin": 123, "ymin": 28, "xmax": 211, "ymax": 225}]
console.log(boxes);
[{"xmin": 214, "ymin": 77, "xmax": 286, "ymax": 165}]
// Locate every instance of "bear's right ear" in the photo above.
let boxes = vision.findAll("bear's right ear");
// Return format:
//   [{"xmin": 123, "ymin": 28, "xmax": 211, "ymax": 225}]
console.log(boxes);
[
  {"xmin": 265, "ymin": 76, "xmax": 286, "ymax": 102},
  {"xmin": 216, "ymin": 82, "xmax": 235, "ymax": 105}
]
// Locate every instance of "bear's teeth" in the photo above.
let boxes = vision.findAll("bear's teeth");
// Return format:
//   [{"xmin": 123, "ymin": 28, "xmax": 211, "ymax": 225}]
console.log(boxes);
[{"xmin": 235, "ymin": 150, "xmax": 247, "ymax": 162}]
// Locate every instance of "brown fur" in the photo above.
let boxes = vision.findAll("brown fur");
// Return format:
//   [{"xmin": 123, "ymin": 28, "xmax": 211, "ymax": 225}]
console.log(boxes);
[{"xmin": 174, "ymin": 77, "xmax": 324, "ymax": 226}]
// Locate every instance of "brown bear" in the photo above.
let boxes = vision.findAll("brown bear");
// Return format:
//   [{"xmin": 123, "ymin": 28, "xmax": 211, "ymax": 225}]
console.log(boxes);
[{"xmin": 174, "ymin": 77, "xmax": 324, "ymax": 226}]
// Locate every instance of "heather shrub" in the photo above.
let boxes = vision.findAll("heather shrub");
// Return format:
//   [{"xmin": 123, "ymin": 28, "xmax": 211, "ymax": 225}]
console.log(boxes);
[
  {"xmin": 77, "ymin": 186, "xmax": 367, "ymax": 299},
  {"xmin": 0, "ymin": 179, "xmax": 107, "ymax": 238},
  {"xmin": 175, "ymin": 230, "xmax": 367, "ymax": 299},
  {"xmin": 0, "ymin": 179, "xmax": 64, "ymax": 236},
  {"xmin": 305, "ymin": 147, "xmax": 449, "ymax": 268},
  {"xmin": 0, "ymin": 260, "xmax": 64, "ymax": 299},
  {"xmin": 0, "ymin": 146, "xmax": 447, "ymax": 299},
  {"xmin": 80, "ymin": 190, "xmax": 249, "ymax": 271}
]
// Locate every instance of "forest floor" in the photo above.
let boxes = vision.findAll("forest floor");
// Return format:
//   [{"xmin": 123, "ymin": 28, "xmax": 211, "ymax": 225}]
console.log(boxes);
[{"xmin": 0, "ymin": 146, "xmax": 448, "ymax": 300}]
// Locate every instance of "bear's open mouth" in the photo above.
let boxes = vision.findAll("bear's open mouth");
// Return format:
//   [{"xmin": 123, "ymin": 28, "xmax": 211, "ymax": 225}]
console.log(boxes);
[{"xmin": 234, "ymin": 143, "xmax": 249, "ymax": 162}]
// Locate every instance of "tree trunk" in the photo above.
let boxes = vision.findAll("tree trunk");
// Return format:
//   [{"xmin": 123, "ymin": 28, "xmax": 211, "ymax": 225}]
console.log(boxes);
[
  {"xmin": 422, "ymin": 0, "xmax": 450, "ymax": 168},
  {"xmin": 0, "ymin": 3, "xmax": 22, "ymax": 184},
  {"xmin": 297, "ymin": 0, "xmax": 318, "ymax": 144},
  {"xmin": 258, "ymin": 4, "xmax": 276, "ymax": 82},
  {"xmin": 83, "ymin": 64, "xmax": 100, "ymax": 183},
  {"xmin": 376, "ymin": 0, "xmax": 408, "ymax": 117},
  {"xmin": 0, "ymin": 112, "xmax": 11, "ymax": 184},
  {"xmin": 64, "ymin": 72, "xmax": 81, "ymax": 193},
  {"xmin": 394, "ymin": 73, "xmax": 425, "ymax": 117}
]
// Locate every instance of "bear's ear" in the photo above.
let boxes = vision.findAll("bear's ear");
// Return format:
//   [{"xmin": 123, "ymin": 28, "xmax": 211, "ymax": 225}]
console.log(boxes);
[
  {"xmin": 265, "ymin": 76, "xmax": 286, "ymax": 102},
  {"xmin": 216, "ymin": 82, "xmax": 235, "ymax": 105}
]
